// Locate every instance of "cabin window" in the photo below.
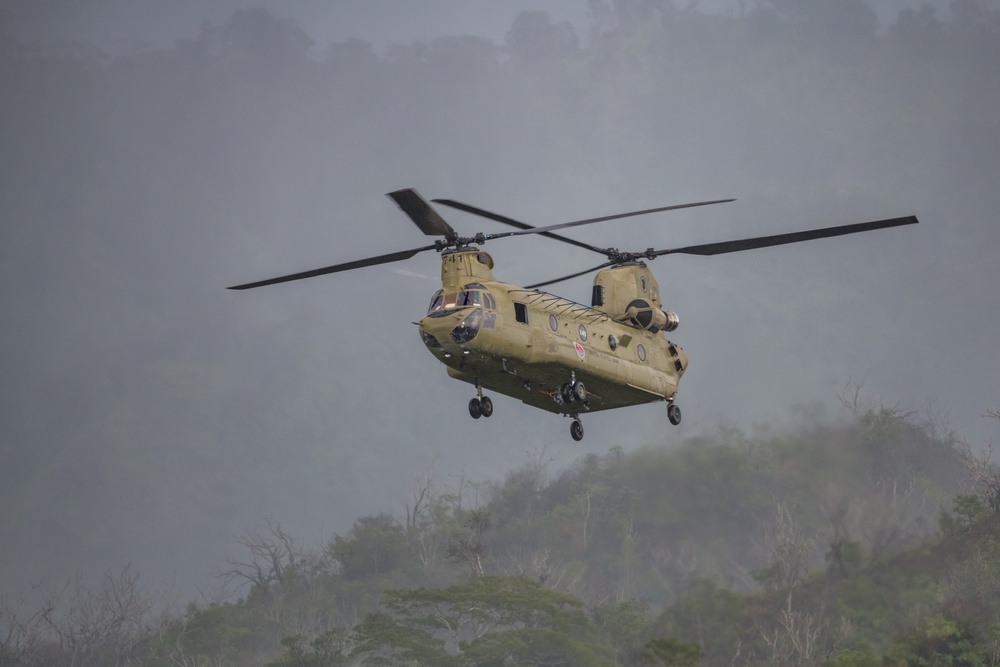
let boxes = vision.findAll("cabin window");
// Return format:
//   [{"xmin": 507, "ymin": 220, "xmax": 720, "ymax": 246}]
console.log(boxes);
[
  {"xmin": 549, "ymin": 314, "xmax": 558, "ymax": 331},
  {"xmin": 637, "ymin": 344, "xmax": 646, "ymax": 362},
  {"xmin": 514, "ymin": 302, "xmax": 528, "ymax": 324},
  {"xmin": 578, "ymin": 325, "xmax": 588, "ymax": 341}
]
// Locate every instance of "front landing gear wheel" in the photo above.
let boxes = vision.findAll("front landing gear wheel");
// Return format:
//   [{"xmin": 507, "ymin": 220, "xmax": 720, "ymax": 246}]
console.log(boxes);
[
  {"xmin": 667, "ymin": 402, "xmax": 682, "ymax": 426},
  {"xmin": 479, "ymin": 396, "xmax": 494, "ymax": 418},
  {"xmin": 570, "ymin": 419, "xmax": 584, "ymax": 441},
  {"xmin": 469, "ymin": 398, "xmax": 482, "ymax": 419}
]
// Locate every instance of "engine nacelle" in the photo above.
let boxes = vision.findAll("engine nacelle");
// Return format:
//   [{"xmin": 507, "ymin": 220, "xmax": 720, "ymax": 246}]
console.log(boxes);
[{"xmin": 624, "ymin": 299, "xmax": 679, "ymax": 333}]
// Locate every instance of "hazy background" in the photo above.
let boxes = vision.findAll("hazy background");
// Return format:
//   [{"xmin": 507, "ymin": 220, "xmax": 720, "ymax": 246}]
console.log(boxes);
[{"xmin": 1, "ymin": 0, "xmax": 997, "ymax": 601}]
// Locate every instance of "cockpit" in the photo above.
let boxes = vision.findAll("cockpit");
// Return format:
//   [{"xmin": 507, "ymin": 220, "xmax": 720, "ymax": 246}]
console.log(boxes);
[
  {"xmin": 419, "ymin": 284, "xmax": 498, "ymax": 350},
  {"xmin": 426, "ymin": 283, "xmax": 497, "ymax": 316}
]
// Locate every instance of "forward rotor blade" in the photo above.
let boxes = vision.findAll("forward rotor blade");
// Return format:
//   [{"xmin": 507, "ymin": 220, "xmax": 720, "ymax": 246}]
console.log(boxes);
[
  {"xmin": 489, "ymin": 198, "xmax": 736, "ymax": 239},
  {"xmin": 654, "ymin": 215, "xmax": 919, "ymax": 257},
  {"xmin": 388, "ymin": 189, "xmax": 457, "ymax": 240},
  {"xmin": 526, "ymin": 261, "xmax": 616, "ymax": 290},
  {"xmin": 433, "ymin": 198, "xmax": 608, "ymax": 255},
  {"xmin": 227, "ymin": 245, "xmax": 437, "ymax": 290}
]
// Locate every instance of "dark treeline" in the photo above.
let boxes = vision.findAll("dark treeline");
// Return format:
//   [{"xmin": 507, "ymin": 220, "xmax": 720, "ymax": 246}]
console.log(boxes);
[{"xmin": 2, "ymin": 1, "xmax": 999, "ymax": 664}]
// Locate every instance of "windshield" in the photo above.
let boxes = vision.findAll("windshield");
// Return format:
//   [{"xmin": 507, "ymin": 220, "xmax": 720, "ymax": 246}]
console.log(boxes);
[{"xmin": 427, "ymin": 288, "xmax": 487, "ymax": 314}]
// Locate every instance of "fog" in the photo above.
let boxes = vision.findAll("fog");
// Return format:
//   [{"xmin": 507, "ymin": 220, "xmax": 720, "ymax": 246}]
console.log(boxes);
[{"xmin": 1, "ymin": 0, "xmax": 997, "ymax": 600}]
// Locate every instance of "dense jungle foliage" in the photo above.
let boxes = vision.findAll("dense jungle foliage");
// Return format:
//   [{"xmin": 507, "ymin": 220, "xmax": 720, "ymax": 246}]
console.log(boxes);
[{"xmin": 3, "ymin": 405, "xmax": 998, "ymax": 665}]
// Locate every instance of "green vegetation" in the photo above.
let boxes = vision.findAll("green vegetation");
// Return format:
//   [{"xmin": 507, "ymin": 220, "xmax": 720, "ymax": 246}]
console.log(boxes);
[{"xmin": 3, "ymin": 404, "xmax": 997, "ymax": 666}]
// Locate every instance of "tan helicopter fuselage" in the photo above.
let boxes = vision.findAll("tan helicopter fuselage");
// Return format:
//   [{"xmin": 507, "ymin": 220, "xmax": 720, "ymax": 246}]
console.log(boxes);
[{"xmin": 417, "ymin": 248, "xmax": 688, "ymax": 415}]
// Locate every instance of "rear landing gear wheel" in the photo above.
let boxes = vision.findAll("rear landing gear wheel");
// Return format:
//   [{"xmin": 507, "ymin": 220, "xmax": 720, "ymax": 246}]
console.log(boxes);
[
  {"xmin": 560, "ymin": 381, "xmax": 587, "ymax": 403},
  {"xmin": 479, "ymin": 395, "xmax": 493, "ymax": 418},
  {"xmin": 469, "ymin": 398, "xmax": 482, "ymax": 419},
  {"xmin": 667, "ymin": 402, "xmax": 681, "ymax": 426},
  {"xmin": 570, "ymin": 419, "xmax": 584, "ymax": 441}
]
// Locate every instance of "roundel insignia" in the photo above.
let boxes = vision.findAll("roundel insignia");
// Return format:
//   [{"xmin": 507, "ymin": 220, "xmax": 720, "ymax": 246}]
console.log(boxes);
[{"xmin": 574, "ymin": 342, "xmax": 586, "ymax": 360}]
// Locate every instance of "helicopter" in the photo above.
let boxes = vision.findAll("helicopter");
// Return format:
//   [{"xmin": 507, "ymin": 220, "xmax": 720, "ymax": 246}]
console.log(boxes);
[{"xmin": 229, "ymin": 189, "xmax": 917, "ymax": 441}]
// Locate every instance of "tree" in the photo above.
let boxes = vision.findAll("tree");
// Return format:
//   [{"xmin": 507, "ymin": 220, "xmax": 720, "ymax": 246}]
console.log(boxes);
[
  {"xmin": 219, "ymin": 518, "xmax": 312, "ymax": 594},
  {"xmin": 0, "ymin": 586, "xmax": 50, "ymax": 665},
  {"xmin": 354, "ymin": 576, "xmax": 613, "ymax": 666},
  {"xmin": 641, "ymin": 638, "xmax": 703, "ymax": 667},
  {"xmin": 35, "ymin": 565, "xmax": 156, "ymax": 667},
  {"xmin": 504, "ymin": 10, "xmax": 579, "ymax": 68},
  {"xmin": 327, "ymin": 514, "xmax": 410, "ymax": 580},
  {"xmin": 752, "ymin": 501, "xmax": 816, "ymax": 592},
  {"xmin": 959, "ymin": 411, "xmax": 1000, "ymax": 513},
  {"xmin": 446, "ymin": 510, "xmax": 492, "ymax": 580},
  {"xmin": 888, "ymin": 614, "xmax": 988, "ymax": 667}
]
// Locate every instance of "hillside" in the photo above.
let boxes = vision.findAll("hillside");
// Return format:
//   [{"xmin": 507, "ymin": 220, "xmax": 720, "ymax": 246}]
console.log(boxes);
[{"xmin": 3, "ymin": 406, "xmax": 996, "ymax": 666}]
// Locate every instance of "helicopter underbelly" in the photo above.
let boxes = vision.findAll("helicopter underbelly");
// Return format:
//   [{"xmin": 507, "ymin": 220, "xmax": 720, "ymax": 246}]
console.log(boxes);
[{"xmin": 439, "ymin": 330, "xmax": 681, "ymax": 415}]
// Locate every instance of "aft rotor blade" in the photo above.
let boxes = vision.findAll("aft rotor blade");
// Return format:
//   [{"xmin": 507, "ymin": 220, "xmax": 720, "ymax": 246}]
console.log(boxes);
[
  {"xmin": 388, "ymin": 189, "xmax": 457, "ymax": 241},
  {"xmin": 653, "ymin": 215, "xmax": 919, "ymax": 257},
  {"xmin": 433, "ymin": 198, "xmax": 608, "ymax": 255},
  {"xmin": 526, "ymin": 261, "xmax": 617, "ymax": 290},
  {"xmin": 489, "ymin": 198, "xmax": 736, "ymax": 239},
  {"xmin": 227, "ymin": 245, "xmax": 437, "ymax": 290}
]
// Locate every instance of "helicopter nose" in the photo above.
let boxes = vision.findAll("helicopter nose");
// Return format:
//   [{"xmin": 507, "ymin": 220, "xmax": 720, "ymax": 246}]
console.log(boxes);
[{"xmin": 418, "ymin": 308, "xmax": 483, "ymax": 353}]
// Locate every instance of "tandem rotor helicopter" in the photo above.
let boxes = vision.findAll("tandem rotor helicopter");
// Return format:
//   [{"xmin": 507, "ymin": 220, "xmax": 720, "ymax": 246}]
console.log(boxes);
[{"xmin": 229, "ymin": 189, "xmax": 917, "ymax": 441}]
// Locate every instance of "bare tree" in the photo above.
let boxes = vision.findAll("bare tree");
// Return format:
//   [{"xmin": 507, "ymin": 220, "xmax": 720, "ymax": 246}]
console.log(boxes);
[
  {"xmin": 498, "ymin": 544, "xmax": 558, "ymax": 585},
  {"xmin": 756, "ymin": 600, "xmax": 825, "ymax": 667},
  {"xmin": 753, "ymin": 500, "xmax": 816, "ymax": 592},
  {"xmin": 403, "ymin": 463, "xmax": 459, "ymax": 571},
  {"xmin": 751, "ymin": 501, "xmax": 854, "ymax": 667},
  {"xmin": 217, "ymin": 517, "xmax": 311, "ymax": 593},
  {"xmin": 446, "ymin": 509, "xmax": 492, "ymax": 579},
  {"xmin": 0, "ymin": 584, "xmax": 53, "ymax": 665},
  {"xmin": 959, "ymin": 410, "xmax": 1000, "ymax": 512},
  {"xmin": 34, "ymin": 564, "xmax": 156, "ymax": 667}
]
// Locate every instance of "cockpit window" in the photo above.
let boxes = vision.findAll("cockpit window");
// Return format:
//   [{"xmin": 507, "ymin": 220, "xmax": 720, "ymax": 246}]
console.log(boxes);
[
  {"xmin": 428, "ymin": 288, "xmax": 493, "ymax": 314},
  {"xmin": 427, "ymin": 291, "xmax": 444, "ymax": 313},
  {"xmin": 457, "ymin": 290, "xmax": 482, "ymax": 307}
]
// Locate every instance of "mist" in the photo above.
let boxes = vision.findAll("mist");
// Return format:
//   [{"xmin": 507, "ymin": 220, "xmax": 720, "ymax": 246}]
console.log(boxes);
[{"xmin": 1, "ymin": 0, "xmax": 998, "ymax": 603}]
